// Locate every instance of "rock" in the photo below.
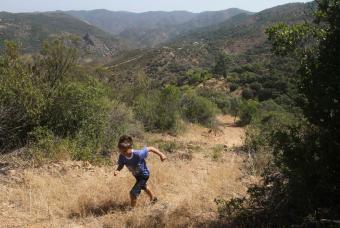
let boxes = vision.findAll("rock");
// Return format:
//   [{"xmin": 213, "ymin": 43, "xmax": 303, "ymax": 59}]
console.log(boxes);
[{"xmin": 6, "ymin": 169, "xmax": 16, "ymax": 176}]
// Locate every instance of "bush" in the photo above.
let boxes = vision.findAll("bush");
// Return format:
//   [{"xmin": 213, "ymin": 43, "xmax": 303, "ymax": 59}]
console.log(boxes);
[
  {"xmin": 0, "ymin": 38, "xmax": 79, "ymax": 152},
  {"xmin": 46, "ymin": 81, "xmax": 109, "ymax": 139},
  {"xmin": 0, "ymin": 39, "xmax": 142, "ymax": 163},
  {"xmin": 229, "ymin": 83, "xmax": 238, "ymax": 92},
  {"xmin": 238, "ymin": 100, "xmax": 259, "ymax": 126},
  {"xmin": 0, "ymin": 42, "xmax": 46, "ymax": 150},
  {"xmin": 258, "ymin": 88, "xmax": 273, "ymax": 101},
  {"xmin": 134, "ymin": 85, "xmax": 181, "ymax": 132},
  {"xmin": 181, "ymin": 91, "xmax": 218, "ymax": 127},
  {"xmin": 228, "ymin": 97, "xmax": 242, "ymax": 123},
  {"xmin": 184, "ymin": 69, "xmax": 212, "ymax": 85},
  {"xmin": 241, "ymin": 89, "xmax": 254, "ymax": 100},
  {"xmin": 102, "ymin": 101, "xmax": 143, "ymax": 151},
  {"xmin": 243, "ymin": 100, "xmax": 297, "ymax": 174},
  {"xmin": 250, "ymin": 82, "xmax": 262, "ymax": 92},
  {"xmin": 27, "ymin": 127, "xmax": 70, "ymax": 164},
  {"xmin": 197, "ymin": 89, "xmax": 231, "ymax": 114}
]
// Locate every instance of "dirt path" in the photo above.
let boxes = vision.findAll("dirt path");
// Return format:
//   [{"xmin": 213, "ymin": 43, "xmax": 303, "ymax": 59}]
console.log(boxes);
[
  {"xmin": 107, "ymin": 55, "xmax": 144, "ymax": 69},
  {"xmin": 0, "ymin": 115, "xmax": 251, "ymax": 227},
  {"xmin": 148, "ymin": 115, "xmax": 244, "ymax": 153}
]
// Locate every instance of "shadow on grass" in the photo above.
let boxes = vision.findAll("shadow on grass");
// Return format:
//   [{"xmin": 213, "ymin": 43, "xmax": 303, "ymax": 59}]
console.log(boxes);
[{"xmin": 69, "ymin": 200, "xmax": 130, "ymax": 218}]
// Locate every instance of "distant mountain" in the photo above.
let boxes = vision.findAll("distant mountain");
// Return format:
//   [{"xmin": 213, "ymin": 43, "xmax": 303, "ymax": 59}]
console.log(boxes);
[
  {"xmin": 0, "ymin": 12, "xmax": 126, "ymax": 57},
  {"xmin": 106, "ymin": 2, "xmax": 314, "ymax": 84},
  {"xmin": 66, "ymin": 8, "xmax": 252, "ymax": 48},
  {"xmin": 173, "ymin": 3, "xmax": 314, "ymax": 54}
]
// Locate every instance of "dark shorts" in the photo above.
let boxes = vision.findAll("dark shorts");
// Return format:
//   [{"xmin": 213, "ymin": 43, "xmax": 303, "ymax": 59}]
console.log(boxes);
[{"xmin": 130, "ymin": 175, "xmax": 149, "ymax": 198}]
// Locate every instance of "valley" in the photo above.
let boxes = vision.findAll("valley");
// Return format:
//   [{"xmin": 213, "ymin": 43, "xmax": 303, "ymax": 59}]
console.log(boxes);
[{"xmin": 2, "ymin": 1, "xmax": 339, "ymax": 226}]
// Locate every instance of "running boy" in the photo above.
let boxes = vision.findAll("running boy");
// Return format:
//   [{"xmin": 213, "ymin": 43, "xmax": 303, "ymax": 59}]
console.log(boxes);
[{"xmin": 114, "ymin": 135, "xmax": 167, "ymax": 207}]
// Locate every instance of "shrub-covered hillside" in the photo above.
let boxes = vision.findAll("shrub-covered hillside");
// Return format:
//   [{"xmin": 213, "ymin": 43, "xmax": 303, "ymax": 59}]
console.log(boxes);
[{"xmin": 0, "ymin": 12, "xmax": 126, "ymax": 57}]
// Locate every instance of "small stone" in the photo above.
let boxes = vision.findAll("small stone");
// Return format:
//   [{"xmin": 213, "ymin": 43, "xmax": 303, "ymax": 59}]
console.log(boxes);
[{"xmin": 6, "ymin": 169, "xmax": 16, "ymax": 176}]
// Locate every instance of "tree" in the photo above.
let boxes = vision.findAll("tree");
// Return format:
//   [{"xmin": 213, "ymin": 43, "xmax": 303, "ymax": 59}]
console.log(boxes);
[
  {"xmin": 218, "ymin": 1, "xmax": 340, "ymax": 225},
  {"xmin": 229, "ymin": 97, "xmax": 242, "ymax": 123},
  {"xmin": 229, "ymin": 83, "xmax": 238, "ymax": 92},
  {"xmin": 241, "ymin": 88, "xmax": 254, "ymax": 100},
  {"xmin": 264, "ymin": 0, "xmax": 340, "ymax": 222},
  {"xmin": 238, "ymin": 100, "xmax": 259, "ymax": 126},
  {"xmin": 213, "ymin": 53, "xmax": 231, "ymax": 78}
]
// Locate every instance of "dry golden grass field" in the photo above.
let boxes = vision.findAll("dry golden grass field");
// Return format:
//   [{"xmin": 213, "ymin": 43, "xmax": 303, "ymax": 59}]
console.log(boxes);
[{"xmin": 0, "ymin": 115, "xmax": 256, "ymax": 227}]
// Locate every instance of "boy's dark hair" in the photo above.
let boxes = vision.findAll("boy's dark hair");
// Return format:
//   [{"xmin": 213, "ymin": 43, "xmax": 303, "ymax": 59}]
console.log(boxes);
[{"xmin": 118, "ymin": 135, "xmax": 133, "ymax": 149}]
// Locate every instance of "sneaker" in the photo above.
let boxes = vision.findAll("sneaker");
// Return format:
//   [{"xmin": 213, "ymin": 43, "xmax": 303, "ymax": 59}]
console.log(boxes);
[{"xmin": 151, "ymin": 197, "xmax": 158, "ymax": 205}]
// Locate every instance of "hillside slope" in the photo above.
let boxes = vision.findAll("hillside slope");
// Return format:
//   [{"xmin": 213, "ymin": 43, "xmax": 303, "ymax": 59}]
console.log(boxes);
[
  {"xmin": 0, "ymin": 115, "xmax": 252, "ymax": 227},
  {"xmin": 66, "ymin": 9, "xmax": 251, "ymax": 48},
  {"xmin": 174, "ymin": 3, "xmax": 313, "ymax": 53},
  {"xmin": 107, "ymin": 2, "xmax": 313, "ymax": 86},
  {"xmin": 0, "ymin": 12, "xmax": 126, "ymax": 56}
]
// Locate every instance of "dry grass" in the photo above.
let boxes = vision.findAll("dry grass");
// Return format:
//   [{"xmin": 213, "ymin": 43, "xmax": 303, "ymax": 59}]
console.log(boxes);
[{"xmin": 0, "ymin": 115, "xmax": 253, "ymax": 227}]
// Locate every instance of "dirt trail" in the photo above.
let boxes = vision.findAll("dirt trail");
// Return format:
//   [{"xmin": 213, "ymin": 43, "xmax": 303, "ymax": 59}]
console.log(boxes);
[
  {"xmin": 154, "ymin": 115, "xmax": 244, "ymax": 147},
  {"xmin": 107, "ymin": 55, "xmax": 144, "ymax": 69},
  {"xmin": 0, "ymin": 115, "xmax": 252, "ymax": 227}
]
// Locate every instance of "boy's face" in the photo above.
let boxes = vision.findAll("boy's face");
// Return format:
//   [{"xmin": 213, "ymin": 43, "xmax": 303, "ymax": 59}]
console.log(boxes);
[{"xmin": 119, "ymin": 146, "xmax": 132, "ymax": 157}]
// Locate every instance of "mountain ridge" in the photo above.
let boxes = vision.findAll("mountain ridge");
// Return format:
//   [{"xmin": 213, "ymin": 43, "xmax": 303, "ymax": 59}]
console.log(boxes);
[
  {"xmin": 0, "ymin": 11, "xmax": 127, "ymax": 57},
  {"xmin": 66, "ymin": 8, "xmax": 252, "ymax": 48}
]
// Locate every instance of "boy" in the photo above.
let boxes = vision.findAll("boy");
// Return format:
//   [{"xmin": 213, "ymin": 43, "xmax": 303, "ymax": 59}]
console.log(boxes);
[{"xmin": 114, "ymin": 135, "xmax": 167, "ymax": 207}]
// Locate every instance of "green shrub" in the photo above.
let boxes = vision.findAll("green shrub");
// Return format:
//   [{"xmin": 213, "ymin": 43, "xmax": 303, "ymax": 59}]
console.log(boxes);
[
  {"xmin": 229, "ymin": 83, "xmax": 238, "ymax": 92},
  {"xmin": 258, "ymin": 88, "xmax": 273, "ymax": 101},
  {"xmin": 197, "ymin": 89, "xmax": 231, "ymax": 114},
  {"xmin": 238, "ymin": 100, "xmax": 259, "ymax": 126},
  {"xmin": 134, "ymin": 85, "xmax": 181, "ymax": 132},
  {"xmin": 0, "ymin": 39, "xmax": 142, "ymax": 163},
  {"xmin": 0, "ymin": 38, "xmax": 79, "ymax": 152},
  {"xmin": 27, "ymin": 127, "xmax": 71, "ymax": 164},
  {"xmin": 250, "ymin": 82, "xmax": 262, "ymax": 92},
  {"xmin": 184, "ymin": 69, "xmax": 212, "ymax": 85},
  {"xmin": 181, "ymin": 91, "xmax": 218, "ymax": 127},
  {"xmin": 0, "ymin": 42, "xmax": 46, "ymax": 150},
  {"xmin": 215, "ymin": 197, "xmax": 246, "ymax": 220},
  {"xmin": 46, "ymin": 81, "xmax": 109, "ymax": 139},
  {"xmin": 228, "ymin": 97, "xmax": 242, "ymax": 123},
  {"xmin": 213, "ymin": 53, "xmax": 230, "ymax": 78},
  {"xmin": 241, "ymin": 88, "xmax": 254, "ymax": 100},
  {"xmin": 102, "ymin": 101, "xmax": 143, "ymax": 151}
]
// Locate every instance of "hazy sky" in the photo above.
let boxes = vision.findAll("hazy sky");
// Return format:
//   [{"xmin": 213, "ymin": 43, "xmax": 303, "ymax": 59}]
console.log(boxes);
[{"xmin": 0, "ymin": 0, "xmax": 310, "ymax": 13}]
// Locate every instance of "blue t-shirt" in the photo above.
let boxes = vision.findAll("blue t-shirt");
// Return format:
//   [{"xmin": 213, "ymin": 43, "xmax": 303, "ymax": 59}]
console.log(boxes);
[{"xmin": 117, "ymin": 147, "xmax": 149, "ymax": 177}]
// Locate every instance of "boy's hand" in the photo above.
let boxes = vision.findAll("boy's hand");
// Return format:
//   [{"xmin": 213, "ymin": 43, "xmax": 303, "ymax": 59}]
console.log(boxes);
[
  {"xmin": 160, "ymin": 154, "xmax": 167, "ymax": 162},
  {"xmin": 114, "ymin": 170, "xmax": 120, "ymax": 176}
]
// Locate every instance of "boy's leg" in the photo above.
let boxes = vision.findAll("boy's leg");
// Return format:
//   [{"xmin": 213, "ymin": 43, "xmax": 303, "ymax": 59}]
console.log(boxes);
[
  {"xmin": 144, "ymin": 186, "xmax": 155, "ymax": 201},
  {"xmin": 130, "ymin": 194, "xmax": 137, "ymax": 207},
  {"xmin": 130, "ymin": 177, "xmax": 142, "ymax": 207}
]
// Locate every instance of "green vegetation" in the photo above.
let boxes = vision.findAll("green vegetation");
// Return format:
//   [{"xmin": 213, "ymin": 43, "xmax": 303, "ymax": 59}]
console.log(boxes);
[
  {"xmin": 212, "ymin": 53, "xmax": 231, "ymax": 78},
  {"xmin": 0, "ymin": 38, "xmax": 237, "ymax": 162},
  {"xmin": 134, "ymin": 85, "xmax": 182, "ymax": 132},
  {"xmin": 1, "ymin": 2, "xmax": 338, "ymax": 226},
  {"xmin": 181, "ymin": 91, "xmax": 219, "ymax": 127},
  {"xmin": 0, "ymin": 38, "xmax": 139, "ymax": 163},
  {"xmin": 217, "ymin": 1, "xmax": 340, "ymax": 226}
]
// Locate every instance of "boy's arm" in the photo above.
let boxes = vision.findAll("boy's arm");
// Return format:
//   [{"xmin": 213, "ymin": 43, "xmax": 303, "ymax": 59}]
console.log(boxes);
[
  {"xmin": 147, "ymin": 146, "xmax": 167, "ymax": 161},
  {"xmin": 113, "ymin": 153, "xmax": 124, "ymax": 176},
  {"xmin": 114, "ymin": 164, "xmax": 124, "ymax": 176}
]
